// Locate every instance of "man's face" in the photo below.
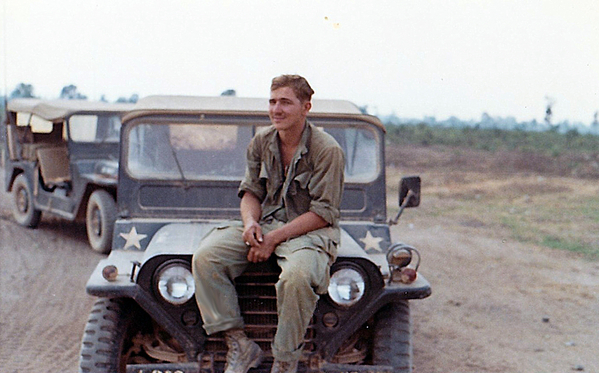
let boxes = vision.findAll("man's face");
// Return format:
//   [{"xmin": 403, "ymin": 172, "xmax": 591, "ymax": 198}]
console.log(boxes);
[{"xmin": 269, "ymin": 86, "xmax": 311, "ymax": 132}]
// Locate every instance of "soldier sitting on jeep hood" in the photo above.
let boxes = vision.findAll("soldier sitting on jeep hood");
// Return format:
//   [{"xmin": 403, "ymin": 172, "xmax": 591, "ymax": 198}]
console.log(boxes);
[{"xmin": 192, "ymin": 74, "xmax": 345, "ymax": 373}]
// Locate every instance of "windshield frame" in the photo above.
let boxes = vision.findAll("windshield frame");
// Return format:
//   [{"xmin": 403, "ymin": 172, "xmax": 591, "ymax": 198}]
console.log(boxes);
[
  {"xmin": 122, "ymin": 114, "xmax": 382, "ymax": 184},
  {"xmin": 66, "ymin": 113, "xmax": 123, "ymax": 144}
]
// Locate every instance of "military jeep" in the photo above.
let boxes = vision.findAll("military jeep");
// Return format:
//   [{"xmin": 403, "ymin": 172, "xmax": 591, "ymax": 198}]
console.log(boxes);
[
  {"xmin": 79, "ymin": 95, "xmax": 431, "ymax": 373},
  {"xmin": 2, "ymin": 99, "xmax": 133, "ymax": 253}
]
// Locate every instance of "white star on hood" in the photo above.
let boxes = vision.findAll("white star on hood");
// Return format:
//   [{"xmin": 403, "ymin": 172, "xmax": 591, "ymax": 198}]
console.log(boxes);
[
  {"xmin": 119, "ymin": 227, "xmax": 147, "ymax": 250},
  {"xmin": 360, "ymin": 231, "xmax": 383, "ymax": 252}
]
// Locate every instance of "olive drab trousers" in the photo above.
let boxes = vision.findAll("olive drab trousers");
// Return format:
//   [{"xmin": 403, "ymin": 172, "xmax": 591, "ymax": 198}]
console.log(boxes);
[{"xmin": 192, "ymin": 220, "xmax": 331, "ymax": 362}]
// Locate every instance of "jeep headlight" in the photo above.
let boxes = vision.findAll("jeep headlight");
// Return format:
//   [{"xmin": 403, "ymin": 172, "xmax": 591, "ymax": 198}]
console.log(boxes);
[
  {"xmin": 328, "ymin": 267, "xmax": 366, "ymax": 307},
  {"xmin": 386, "ymin": 243, "xmax": 414, "ymax": 268},
  {"xmin": 386, "ymin": 243, "xmax": 421, "ymax": 284},
  {"xmin": 156, "ymin": 262, "xmax": 195, "ymax": 305}
]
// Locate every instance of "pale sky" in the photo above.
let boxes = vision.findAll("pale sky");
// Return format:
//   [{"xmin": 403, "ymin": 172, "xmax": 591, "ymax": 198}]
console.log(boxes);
[{"xmin": 2, "ymin": 0, "xmax": 598, "ymax": 124}]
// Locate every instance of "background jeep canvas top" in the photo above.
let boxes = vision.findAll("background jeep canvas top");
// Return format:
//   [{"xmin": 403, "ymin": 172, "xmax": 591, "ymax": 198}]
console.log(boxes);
[{"xmin": 7, "ymin": 98, "xmax": 134, "ymax": 122}]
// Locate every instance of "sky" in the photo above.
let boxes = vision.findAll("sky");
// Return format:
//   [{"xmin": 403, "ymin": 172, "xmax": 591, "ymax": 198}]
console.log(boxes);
[{"xmin": 2, "ymin": 0, "xmax": 598, "ymax": 124}]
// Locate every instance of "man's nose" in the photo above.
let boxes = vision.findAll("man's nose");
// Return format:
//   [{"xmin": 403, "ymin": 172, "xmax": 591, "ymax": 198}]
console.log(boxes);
[{"xmin": 271, "ymin": 102, "xmax": 282, "ymax": 112}]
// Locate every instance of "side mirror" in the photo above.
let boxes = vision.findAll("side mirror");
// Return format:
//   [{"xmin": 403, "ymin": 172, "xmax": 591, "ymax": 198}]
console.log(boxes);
[
  {"xmin": 399, "ymin": 176, "xmax": 421, "ymax": 208},
  {"xmin": 389, "ymin": 176, "xmax": 421, "ymax": 225}
]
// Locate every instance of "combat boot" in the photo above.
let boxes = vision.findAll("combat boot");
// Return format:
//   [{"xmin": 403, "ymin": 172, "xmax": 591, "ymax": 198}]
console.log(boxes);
[
  {"xmin": 270, "ymin": 359, "xmax": 299, "ymax": 373},
  {"xmin": 224, "ymin": 329, "xmax": 264, "ymax": 373}
]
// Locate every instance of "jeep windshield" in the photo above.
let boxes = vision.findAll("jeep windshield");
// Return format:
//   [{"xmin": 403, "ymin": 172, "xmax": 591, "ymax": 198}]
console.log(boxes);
[
  {"xmin": 68, "ymin": 114, "xmax": 123, "ymax": 143},
  {"xmin": 125, "ymin": 121, "xmax": 380, "ymax": 182}
]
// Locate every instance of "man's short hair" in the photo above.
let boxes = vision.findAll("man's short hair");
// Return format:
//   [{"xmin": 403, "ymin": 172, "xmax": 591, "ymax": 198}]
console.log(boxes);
[{"xmin": 271, "ymin": 75, "xmax": 314, "ymax": 103}]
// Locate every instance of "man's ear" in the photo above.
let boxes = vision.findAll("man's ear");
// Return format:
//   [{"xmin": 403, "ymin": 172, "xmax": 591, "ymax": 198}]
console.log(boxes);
[{"xmin": 303, "ymin": 101, "xmax": 312, "ymax": 114}]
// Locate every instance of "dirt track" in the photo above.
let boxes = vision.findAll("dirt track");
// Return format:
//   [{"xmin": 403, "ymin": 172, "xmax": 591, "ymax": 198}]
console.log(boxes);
[
  {"xmin": 0, "ymin": 170, "xmax": 102, "ymax": 372},
  {"xmin": 1, "ymin": 161, "xmax": 598, "ymax": 372}
]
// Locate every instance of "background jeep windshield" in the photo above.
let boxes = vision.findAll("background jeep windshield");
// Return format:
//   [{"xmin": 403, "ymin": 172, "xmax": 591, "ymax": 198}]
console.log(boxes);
[
  {"xmin": 126, "ymin": 122, "xmax": 379, "ymax": 182},
  {"xmin": 16, "ymin": 113, "xmax": 53, "ymax": 133},
  {"xmin": 68, "ymin": 114, "xmax": 122, "ymax": 143}
]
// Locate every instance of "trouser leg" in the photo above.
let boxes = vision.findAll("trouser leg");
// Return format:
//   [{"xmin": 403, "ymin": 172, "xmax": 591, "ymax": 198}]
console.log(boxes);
[
  {"xmin": 272, "ymin": 247, "xmax": 331, "ymax": 362},
  {"xmin": 192, "ymin": 223, "xmax": 249, "ymax": 335}
]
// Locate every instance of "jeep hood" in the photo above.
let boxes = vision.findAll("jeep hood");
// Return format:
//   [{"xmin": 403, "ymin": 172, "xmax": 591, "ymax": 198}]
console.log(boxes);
[{"xmin": 140, "ymin": 222, "xmax": 374, "ymax": 263}]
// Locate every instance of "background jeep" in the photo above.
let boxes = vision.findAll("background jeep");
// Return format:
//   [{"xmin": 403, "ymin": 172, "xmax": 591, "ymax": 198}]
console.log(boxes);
[
  {"xmin": 79, "ymin": 95, "xmax": 431, "ymax": 373},
  {"xmin": 2, "ymin": 99, "xmax": 133, "ymax": 253}
]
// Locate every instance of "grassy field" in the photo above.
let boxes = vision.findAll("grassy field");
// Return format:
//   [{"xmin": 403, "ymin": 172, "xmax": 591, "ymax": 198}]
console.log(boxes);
[{"xmin": 386, "ymin": 141, "xmax": 599, "ymax": 260}]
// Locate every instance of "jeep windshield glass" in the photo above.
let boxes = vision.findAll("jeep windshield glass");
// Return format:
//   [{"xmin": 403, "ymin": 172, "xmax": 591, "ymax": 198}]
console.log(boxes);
[
  {"xmin": 127, "ymin": 123, "xmax": 250, "ymax": 180},
  {"xmin": 325, "ymin": 125, "xmax": 379, "ymax": 182},
  {"xmin": 126, "ymin": 122, "xmax": 379, "ymax": 182},
  {"xmin": 68, "ymin": 114, "xmax": 122, "ymax": 143}
]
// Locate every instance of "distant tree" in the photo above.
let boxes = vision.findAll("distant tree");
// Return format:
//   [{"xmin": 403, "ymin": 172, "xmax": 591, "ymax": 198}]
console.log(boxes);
[
  {"xmin": 60, "ymin": 84, "xmax": 87, "ymax": 100},
  {"xmin": 100, "ymin": 95, "xmax": 108, "ymax": 102},
  {"xmin": 9, "ymin": 83, "xmax": 36, "ymax": 99},
  {"xmin": 592, "ymin": 111, "xmax": 598, "ymax": 134},
  {"xmin": 421, "ymin": 116, "xmax": 436, "ymax": 126},
  {"xmin": 545, "ymin": 105, "xmax": 552, "ymax": 125},
  {"xmin": 116, "ymin": 93, "xmax": 139, "ymax": 103},
  {"xmin": 544, "ymin": 96, "xmax": 555, "ymax": 127},
  {"xmin": 480, "ymin": 112, "xmax": 493, "ymax": 128},
  {"xmin": 220, "ymin": 89, "xmax": 236, "ymax": 96}
]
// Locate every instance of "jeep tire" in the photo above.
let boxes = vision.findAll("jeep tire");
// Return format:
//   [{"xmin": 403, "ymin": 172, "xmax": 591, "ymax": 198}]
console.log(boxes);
[
  {"xmin": 372, "ymin": 301, "xmax": 412, "ymax": 373},
  {"xmin": 11, "ymin": 173, "xmax": 42, "ymax": 228},
  {"xmin": 79, "ymin": 298, "xmax": 134, "ymax": 373},
  {"xmin": 86, "ymin": 189, "xmax": 116, "ymax": 254}
]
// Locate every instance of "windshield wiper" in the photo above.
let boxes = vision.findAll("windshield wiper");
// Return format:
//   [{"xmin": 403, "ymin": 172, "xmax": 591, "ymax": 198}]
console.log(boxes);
[{"xmin": 164, "ymin": 133, "xmax": 189, "ymax": 188}]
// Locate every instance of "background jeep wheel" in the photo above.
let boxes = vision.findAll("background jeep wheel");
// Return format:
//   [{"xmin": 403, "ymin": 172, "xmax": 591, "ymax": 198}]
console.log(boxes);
[
  {"xmin": 372, "ymin": 301, "xmax": 412, "ymax": 373},
  {"xmin": 11, "ymin": 173, "xmax": 42, "ymax": 228},
  {"xmin": 85, "ymin": 190, "xmax": 116, "ymax": 254},
  {"xmin": 79, "ymin": 298, "xmax": 134, "ymax": 373}
]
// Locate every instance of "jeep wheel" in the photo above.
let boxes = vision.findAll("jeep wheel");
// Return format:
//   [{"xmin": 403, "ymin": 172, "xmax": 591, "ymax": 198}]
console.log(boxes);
[
  {"xmin": 79, "ymin": 298, "xmax": 135, "ymax": 373},
  {"xmin": 86, "ymin": 190, "xmax": 116, "ymax": 254},
  {"xmin": 11, "ymin": 173, "xmax": 42, "ymax": 228},
  {"xmin": 372, "ymin": 301, "xmax": 412, "ymax": 373}
]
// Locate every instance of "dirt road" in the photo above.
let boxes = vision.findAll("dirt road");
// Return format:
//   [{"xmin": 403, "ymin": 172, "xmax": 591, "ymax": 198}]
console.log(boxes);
[
  {"xmin": 1, "ymin": 162, "xmax": 598, "ymax": 372},
  {"xmin": 0, "ymin": 169, "xmax": 103, "ymax": 372},
  {"xmin": 403, "ymin": 213, "xmax": 599, "ymax": 372}
]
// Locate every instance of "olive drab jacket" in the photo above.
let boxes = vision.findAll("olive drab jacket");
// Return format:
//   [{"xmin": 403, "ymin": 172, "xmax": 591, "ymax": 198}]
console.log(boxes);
[{"xmin": 238, "ymin": 121, "xmax": 345, "ymax": 261}]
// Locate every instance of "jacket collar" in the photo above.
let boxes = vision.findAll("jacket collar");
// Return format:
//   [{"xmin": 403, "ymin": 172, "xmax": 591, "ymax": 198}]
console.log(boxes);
[{"xmin": 267, "ymin": 120, "xmax": 312, "ymax": 158}]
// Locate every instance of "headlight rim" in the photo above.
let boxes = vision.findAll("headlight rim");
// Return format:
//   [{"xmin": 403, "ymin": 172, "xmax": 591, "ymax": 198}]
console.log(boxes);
[
  {"xmin": 153, "ymin": 259, "xmax": 196, "ymax": 306},
  {"xmin": 326, "ymin": 261, "xmax": 370, "ymax": 309}
]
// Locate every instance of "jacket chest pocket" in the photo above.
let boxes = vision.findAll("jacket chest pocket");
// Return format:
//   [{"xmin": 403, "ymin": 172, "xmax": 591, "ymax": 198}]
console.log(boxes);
[
  {"xmin": 260, "ymin": 163, "xmax": 282, "ymax": 197},
  {"xmin": 289, "ymin": 172, "xmax": 312, "ymax": 199}
]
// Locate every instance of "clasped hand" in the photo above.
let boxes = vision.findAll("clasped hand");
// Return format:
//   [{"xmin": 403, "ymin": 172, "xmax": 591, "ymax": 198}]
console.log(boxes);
[{"xmin": 242, "ymin": 222, "xmax": 277, "ymax": 263}]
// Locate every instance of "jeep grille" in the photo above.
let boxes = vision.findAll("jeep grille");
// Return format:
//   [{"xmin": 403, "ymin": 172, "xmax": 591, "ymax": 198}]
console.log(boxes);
[{"xmin": 203, "ymin": 267, "xmax": 316, "ymax": 359}]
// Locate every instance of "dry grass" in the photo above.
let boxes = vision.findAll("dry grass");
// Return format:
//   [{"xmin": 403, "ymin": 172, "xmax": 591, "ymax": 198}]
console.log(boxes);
[
  {"xmin": 386, "ymin": 144, "xmax": 599, "ymax": 259},
  {"xmin": 386, "ymin": 144, "xmax": 599, "ymax": 178}
]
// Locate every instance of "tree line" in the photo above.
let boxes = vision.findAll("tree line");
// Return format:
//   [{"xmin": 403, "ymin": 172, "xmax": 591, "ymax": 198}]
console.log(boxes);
[
  {"xmin": 385, "ymin": 121, "xmax": 599, "ymax": 158},
  {"xmin": 381, "ymin": 105, "xmax": 599, "ymax": 137},
  {"xmin": 6, "ymin": 82, "xmax": 139, "ymax": 103}
]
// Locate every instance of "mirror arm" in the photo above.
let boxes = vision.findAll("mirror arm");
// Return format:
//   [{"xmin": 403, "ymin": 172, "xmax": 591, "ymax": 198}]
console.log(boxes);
[{"xmin": 388, "ymin": 190, "xmax": 414, "ymax": 225}]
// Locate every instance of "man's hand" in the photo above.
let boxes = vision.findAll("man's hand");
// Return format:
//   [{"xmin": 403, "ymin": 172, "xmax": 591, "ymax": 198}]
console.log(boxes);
[
  {"xmin": 244, "ymin": 222, "xmax": 272, "ymax": 263},
  {"xmin": 246, "ymin": 212, "xmax": 329, "ymax": 263},
  {"xmin": 240, "ymin": 192, "xmax": 329, "ymax": 263},
  {"xmin": 242, "ymin": 220, "xmax": 263, "ymax": 248},
  {"xmin": 240, "ymin": 192, "xmax": 265, "ymax": 260},
  {"xmin": 246, "ymin": 233, "xmax": 278, "ymax": 263}
]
